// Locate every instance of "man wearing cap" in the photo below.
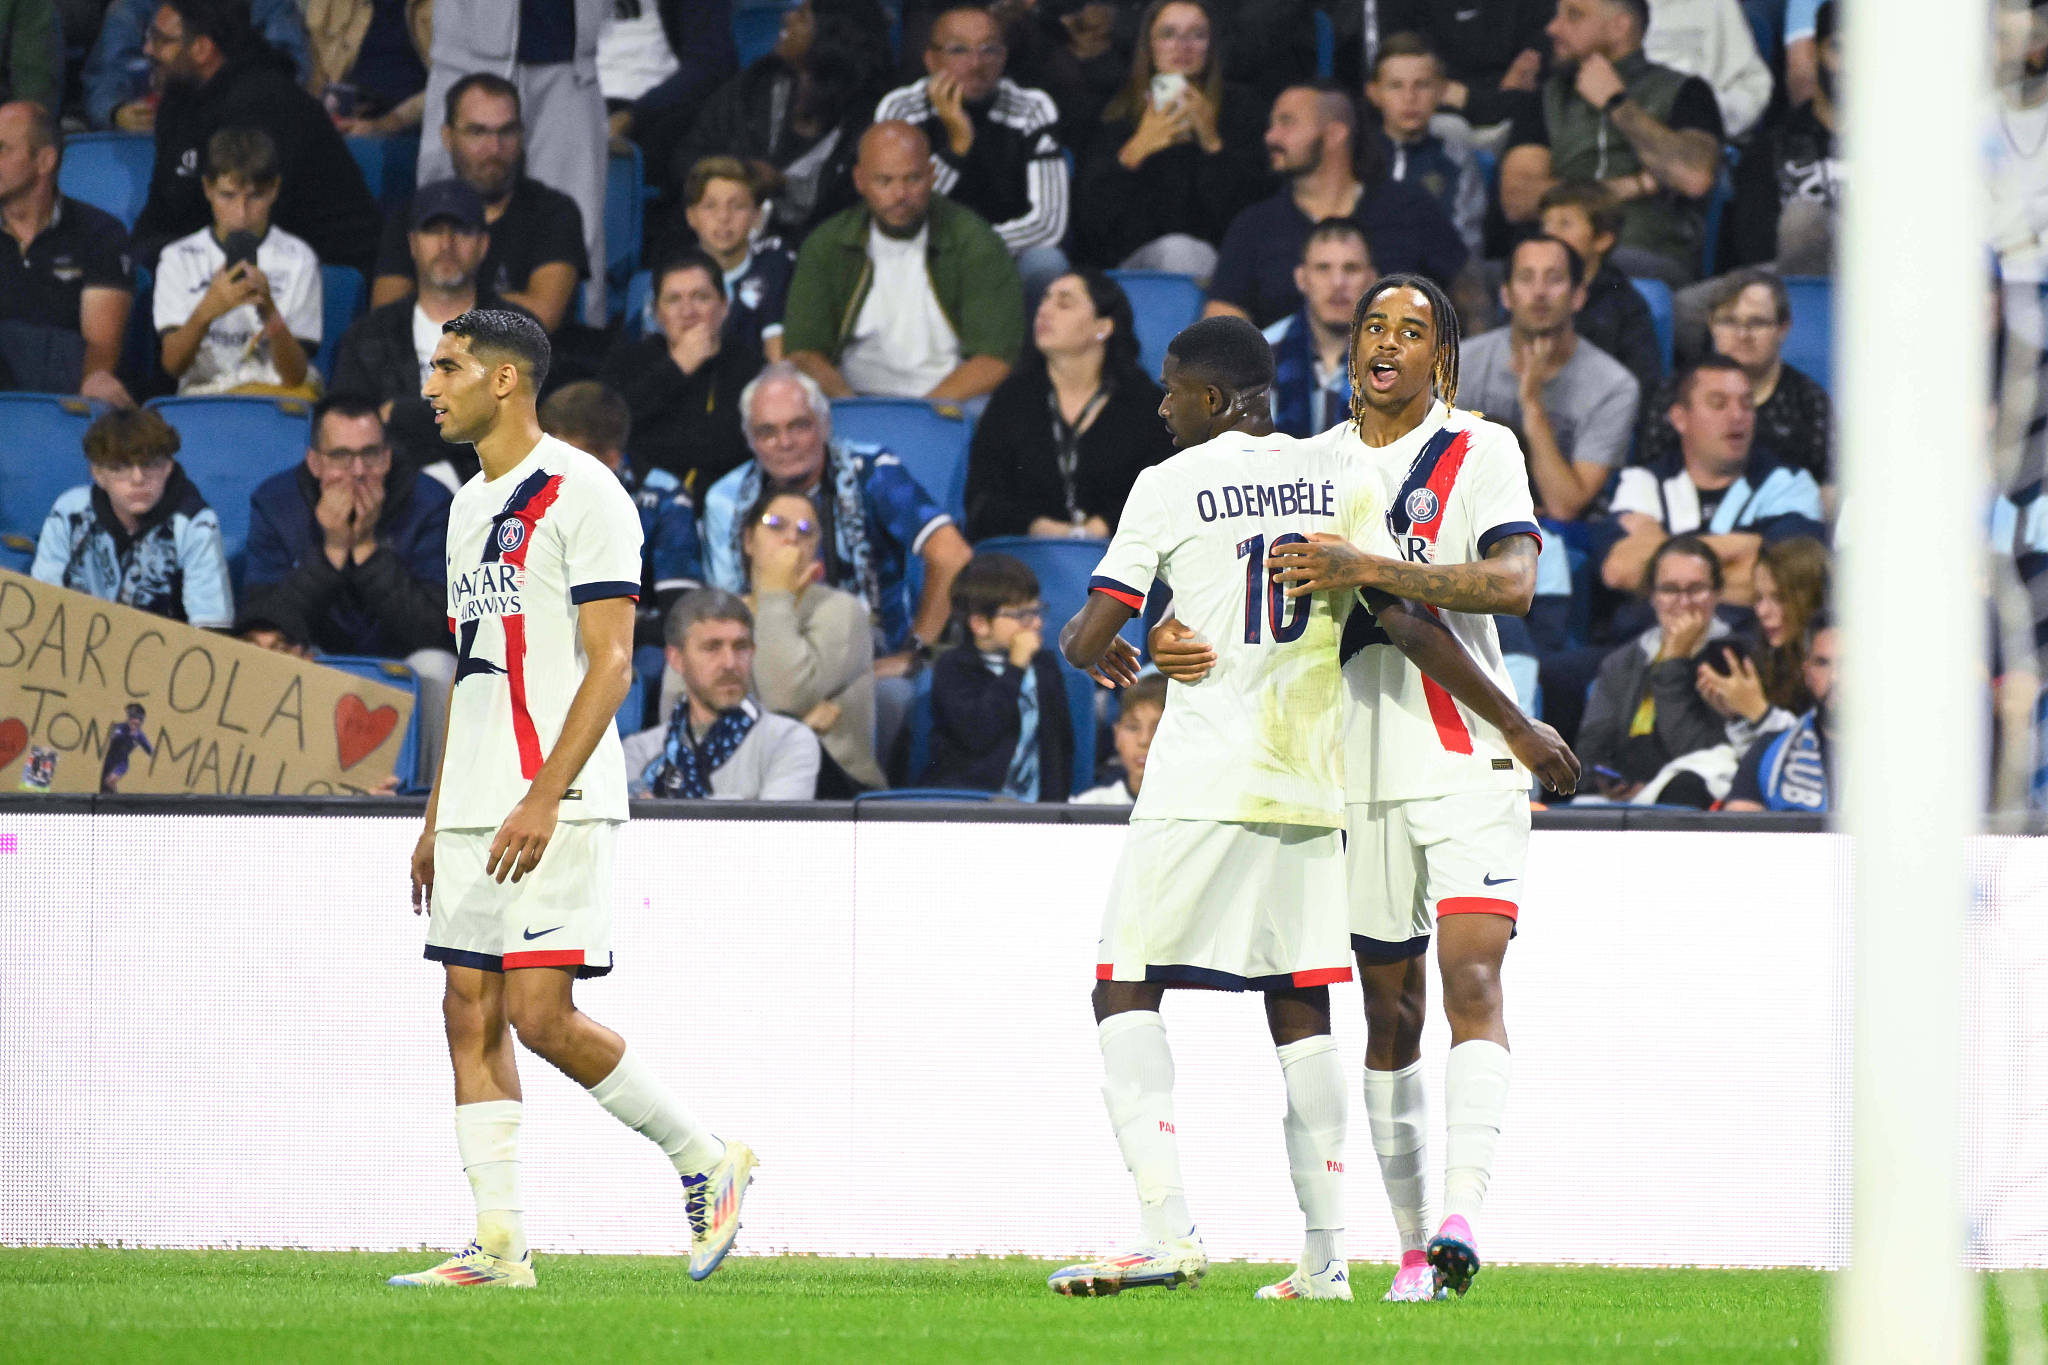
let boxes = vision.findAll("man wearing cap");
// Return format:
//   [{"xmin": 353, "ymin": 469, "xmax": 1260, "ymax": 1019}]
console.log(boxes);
[{"xmin": 331, "ymin": 178, "xmax": 532, "ymax": 481}]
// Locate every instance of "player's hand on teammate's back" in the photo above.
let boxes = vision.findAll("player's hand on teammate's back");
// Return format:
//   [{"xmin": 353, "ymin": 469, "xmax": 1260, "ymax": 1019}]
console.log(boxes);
[
  {"xmin": 487, "ymin": 796, "xmax": 558, "ymax": 884},
  {"xmin": 409, "ymin": 827, "xmax": 435, "ymax": 913},
  {"xmin": 1147, "ymin": 619, "xmax": 1216, "ymax": 684},
  {"xmin": 1086, "ymin": 636, "xmax": 1142, "ymax": 689},
  {"xmin": 1267, "ymin": 533, "xmax": 1379, "ymax": 597},
  {"xmin": 1502, "ymin": 718, "xmax": 1580, "ymax": 798}
]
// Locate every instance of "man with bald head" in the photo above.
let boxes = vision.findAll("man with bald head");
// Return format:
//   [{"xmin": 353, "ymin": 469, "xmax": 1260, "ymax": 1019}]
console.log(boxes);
[
  {"xmin": 782, "ymin": 119, "xmax": 1023, "ymax": 402},
  {"xmin": 0, "ymin": 101, "xmax": 134, "ymax": 402}
]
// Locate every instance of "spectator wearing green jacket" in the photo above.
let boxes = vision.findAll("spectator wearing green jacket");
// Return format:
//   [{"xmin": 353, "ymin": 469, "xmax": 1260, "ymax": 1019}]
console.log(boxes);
[
  {"xmin": 0, "ymin": 0, "xmax": 59, "ymax": 113},
  {"xmin": 784, "ymin": 119, "xmax": 1024, "ymax": 404}
]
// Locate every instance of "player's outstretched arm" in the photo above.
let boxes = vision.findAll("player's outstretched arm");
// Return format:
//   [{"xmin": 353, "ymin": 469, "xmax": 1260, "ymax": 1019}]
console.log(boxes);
[
  {"xmin": 486, "ymin": 595, "xmax": 637, "ymax": 884},
  {"xmin": 1060, "ymin": 592, "xmax": 1142, "ymax": 688},
  {"xmin": 1371, "ymin": 590, "xmax": 1580, "ymax": 797},
  {"xmin": 1269, "ymin": 533, "xmax": 1539, "ymax": 616}
]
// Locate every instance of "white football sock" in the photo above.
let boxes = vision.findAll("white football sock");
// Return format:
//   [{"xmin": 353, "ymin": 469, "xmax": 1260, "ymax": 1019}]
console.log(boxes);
[
  {"xmin": 1443, "ymin": 1040, "xmax": 1513, "ymax": 1229},
  {"xmin": 1362, "ymin": 1059, "xmax": 1430, "ymax": 1253},
  {"xmin": 587, "ymin": 1047, "xmax": 725, "ymax": 1174},
  {"xmin": 454, "ymin": 1100, "xmax": 525, "ymax": 1261},
  {"xmin": 1276, "ymin": 1034, "xmax": 1347, "ymax": 1270},
  {"xmin": 1098, "ymin": 1011, "xmax": 1193, "ymax": 1244}
]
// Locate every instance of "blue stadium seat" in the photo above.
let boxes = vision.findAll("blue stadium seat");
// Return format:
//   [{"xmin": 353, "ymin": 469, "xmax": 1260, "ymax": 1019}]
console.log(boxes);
[
  {"xmin": 0, "ymin": 535, "xmax": 32, "ymax": 574},
  {"xmin": 344, "ymin": 133, "xmax": 420, "ymax": 210},
  {"xmin": 317, "ymin": 264, "xmax": 366, "ymax": 383},
  {"xmin": 1106, "ymin": 270, "xmax": 1203, "ymax": 384},
  {"xmin": 624, "ymin": 268, "xmax": 654, "ymax": 336},
  {"xmin": 56, "ymin": 132, "xmax": 153, "ymax": 229},
  {"xmin": 146, "ymin": 396, "xmax": 314, "ymax": 567},
  {"xmin": 733, "ymin": 2, "xmax": 795, "ymax": 69},
  {"xmin": 828, "ymin": 397, "xmax": 971, "ymax": 525},
  {"xmin": 319, "ymin": 654, "xmax": 423, "ymax": 791},
  {"xmin": 1630, "ymin": 276, "xmax": 1675, "ymax": 372},
  {"xmin": 1779, "ymin": 275, "xmax": 1832, "ymax": 394},
  {"xmin": 0, "ymin": 394, "xmax": 105, "ymax": 543},
  {"xmin": 1313, "ymin": 9, "xmax": 1334, "ymax": 79},
  {"xmin": 616, "ymin": 669, "xmax": 647, "ymax": 736},
  {"xmin": 606, "ymin": 144, "xmax": 644, "ymax": 295},
  {"xmin": 1699, "ymin": 165, "xmax": 1733, "ymax": 277}
]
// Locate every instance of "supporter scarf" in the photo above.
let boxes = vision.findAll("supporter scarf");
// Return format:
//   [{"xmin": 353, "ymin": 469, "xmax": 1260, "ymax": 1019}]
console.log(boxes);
[
  {"xmin": 1758, "ymin": 708, "xmax": 1829, "ymax": 813},
  {"xmin": 644, "ymin": 698, "xmax": 758, "ymax": 799},
  {"xmin": 724, "ymin": 442, "xmax": 877, "ymax": 614},
  {"xmin": 1269, "ymin": 309, "xmax": 1349, "ymax": 439}
]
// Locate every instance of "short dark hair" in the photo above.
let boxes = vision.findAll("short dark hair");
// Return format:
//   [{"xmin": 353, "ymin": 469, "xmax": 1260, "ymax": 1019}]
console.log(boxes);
[
  {"xmin": 1709, "ymin": 268, "xmax": 1791, "ymax": 325},
  {"xmin": 164, "ymin": 0, "xmax": 256, "ymax": 58},
  {"xmin": 1537, "ymin": 180, "xmax": 1623, "ymax": 244},
  {"xmin": 1370, "ymin": 31, "xmax": 1443, "ymax": 80},
  {"xmin": 442, "ymin": 308, "xmax": 551, "ymax": 391},
  {"xmin": 1118, "ymin": 671, "xmax": 1168, "ymax": 715},
  {"xmin": 82, "ymin": 408, "xmax": 179, "ymax": 468},
  {"xmin": 1675, "ymin": 353, "xmax": 1749, "ymax": 405},
  {"xmin": 1033, "ymin": 270, "xmax": 1144, "ymax": 381},
  {"xmin": 1508, "ymin": 233, "xmax": 1585, "ymax": 289},
  {"xmin": 1603, "ymin": 0, "xmax": 1650, "ymax": 32},
  {"xmin": 653, "ymin": 249, "xmax": 728, "ymax": 301},
  {"xmin": 1301, "ymin": 217, "xmax": 1370, "ymax": 265},
  {"xmin": 445, "ymin": 72, "xmax": 521, "ymax": 128},
  {"xmin": 311, "ymin": 393, "xmax": 384, "ymax": 447},
  {"xmin": 1815, "ymin": 0, "xmax": 1837, "ymax": 45},
  {"xmin": 950, "ymin": 552, "xmax": 1041, "ymax": 624},
  {"xmin": 204, "ymin": 126, "xmax": 278, "ymax": 186},
  {"xmin": 1645, "ymin": 533, "xmax": 1724, "ymax": 597},
  {"xmin": 540, "ymin": 381, "xmax": 632, "ymax": 455},
  {"xmin": 17, "ymin": 101, "xmax": 58, "ymax": 155},
  {"xmin": 1166, "ymin": 315, "xmax": 1275, "ymax": 393},
  {"xmin": 1806, "ymin": 607, "xmax": 1835, "ymax": 647},
  {"xmin": 665, "ymin": 587, "xmax": 753, "ymax": 646}
]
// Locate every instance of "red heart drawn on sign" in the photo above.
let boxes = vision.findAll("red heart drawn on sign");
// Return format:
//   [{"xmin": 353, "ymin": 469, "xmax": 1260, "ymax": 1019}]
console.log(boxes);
[
  {"xmin": 335, "ymin": 694, "xmax": 399, "ymax": 771},
  {"xmin": 0, "ymin": 718, "xmax": 25, "ymax": 770}
]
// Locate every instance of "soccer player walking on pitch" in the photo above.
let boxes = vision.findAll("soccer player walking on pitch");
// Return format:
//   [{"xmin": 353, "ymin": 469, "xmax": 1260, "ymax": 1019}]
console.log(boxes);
[
  {"xmin": 1158, "ymin": 274, "xmax": 1581, "ymax": 1301},
  {"xmin": 1055, "ymin": 316, "xmax": 1570, "ymax": 1301},
  {"xmin": 390, "ymin": 309, "xmax": 756, "ymax": 1289}
]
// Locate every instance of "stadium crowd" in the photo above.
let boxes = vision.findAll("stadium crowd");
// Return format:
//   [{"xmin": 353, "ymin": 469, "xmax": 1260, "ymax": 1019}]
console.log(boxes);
[{"xmin": 1, "ymin": 0, "xmax": 2044, "ymax": 812}]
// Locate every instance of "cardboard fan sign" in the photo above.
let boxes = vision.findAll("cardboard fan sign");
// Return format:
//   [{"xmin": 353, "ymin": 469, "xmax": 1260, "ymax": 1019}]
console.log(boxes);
[{"xmin": 0, "ymin": 570, "xmax": 413, "ymax": 795}]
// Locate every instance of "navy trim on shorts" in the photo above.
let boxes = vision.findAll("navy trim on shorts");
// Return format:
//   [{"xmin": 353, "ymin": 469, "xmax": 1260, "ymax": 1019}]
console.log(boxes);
[
  {"xmin": 1138, "ymin": 963, "xmax": 1350, "ymax": 992},
  {"xmin": 425, "ymin": 945, "xmax": 503, "ymax": 972},
  {"xmin": 1351, "ymin": 933, "xmax": 1430, "ymax": 963}
]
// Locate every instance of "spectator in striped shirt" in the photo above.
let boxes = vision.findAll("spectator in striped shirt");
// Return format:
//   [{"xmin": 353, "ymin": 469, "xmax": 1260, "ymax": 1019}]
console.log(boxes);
[{"xmin": 875, "ymin": 5, "xmax": 1072, "ymax": 298}]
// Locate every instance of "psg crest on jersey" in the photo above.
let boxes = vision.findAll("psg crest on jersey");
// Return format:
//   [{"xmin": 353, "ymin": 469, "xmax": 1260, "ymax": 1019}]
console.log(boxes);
[
  {"xmin": 497, "ymin": 518, "xmax": 527, "ymax": 553},
  {"xmin": 1405, "ymin": 488, "xmax": 1440, "ymax": 524}
]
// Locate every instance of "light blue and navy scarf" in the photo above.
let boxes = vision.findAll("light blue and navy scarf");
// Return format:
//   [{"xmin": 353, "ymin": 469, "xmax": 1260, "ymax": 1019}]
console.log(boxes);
[
  {"xmin": 644, "ymin": 698, "xmax": 758, "ymax": 799},
  {"xmin": 721, "ymin": 442, "xmax": 877, "ymax": 615},
  {"xmin": 1756, "ymin": 709, "xmax": 1830, "ymax": 813}
]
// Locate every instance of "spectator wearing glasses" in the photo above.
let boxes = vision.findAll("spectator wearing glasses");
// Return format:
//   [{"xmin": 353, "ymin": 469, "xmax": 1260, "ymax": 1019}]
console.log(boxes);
[
  {"xmin": 920, "ymin": 551, "xmax": 1073, "ymax": 801},
  {"xmin": 85, "ymin": 0, "xmax": 310, "ymax": 131},
  {"xmin": 371, "ymin": 73, "xmax": 591, "ymax": 334},
  {"xmin": 737, "ymin": 486, "xmax": 885, "ymax": 794},
  {"xmin": 1576, "ymin": 533, "xmax": 1735, "ymax": 808},
  {"xmin": 241, "ymin": 394, "xmax": 457, "ymax": 772},
  {"xmin": 32, "ymin": 406, "xmax": 233, "ymax": 628},
  {"xmin": 875, "ymin": 4, "xmax": 1071, "ymax": 296}
]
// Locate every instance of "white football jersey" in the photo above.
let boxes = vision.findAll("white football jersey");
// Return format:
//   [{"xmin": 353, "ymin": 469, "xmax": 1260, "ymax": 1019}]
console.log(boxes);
[
  {"xmin": 154, "ymin": 223, "xmax": 323, "ymax": 394},
  {"xmin": 438, "ymin": 434, "xmax": 644, "ymax": 830},
  {"xmin": 1317, "ymin": 404, "xmax": 1543, "ymax": 803},
  {"xmin": 1090, "ymin": 428, "xmax": 1378, "ymax": 828}
]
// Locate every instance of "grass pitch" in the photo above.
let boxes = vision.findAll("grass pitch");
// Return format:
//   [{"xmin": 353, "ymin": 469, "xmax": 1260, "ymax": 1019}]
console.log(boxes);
[{"xmin": 0, "ymin": 1249, "xmax": 2032, "ymax": 1364}]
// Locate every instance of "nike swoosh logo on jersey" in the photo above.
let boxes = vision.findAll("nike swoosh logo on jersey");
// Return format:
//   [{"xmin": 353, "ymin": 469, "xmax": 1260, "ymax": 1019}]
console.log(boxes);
[
  {"xmin": 1481, "ymin": 874, "xmax": 1517, "ymax": 886},
  {"xmin": 522, "ymin": 925, "xmax": 564, "ymax": 940}
]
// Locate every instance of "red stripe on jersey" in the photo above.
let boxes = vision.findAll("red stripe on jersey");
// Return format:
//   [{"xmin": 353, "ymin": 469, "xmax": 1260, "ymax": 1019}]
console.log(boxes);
[
  {"xmin": 1406, "ymin": 429, "xmax": 1472, "ymax": 545},
  {"xmin": 1091, "ymin": 585, "xmax": 1144, "ymax": 610},
  {"xmin": 1418, "ymin": 603, "xmax": 1475, "ymax": 754},
  {"xmin": 1437, "ymin": 896, "xmax": 1518, "ymax": 920},
  {"xmin": 497, "ymin": 474, "xmax": 565, "ymax": 780},
  {"xmin": 1290, "ymin": 966, "xmax": 1354, "ymax": 987},
  {"xmin": 503, "ymin": 948, "xmax": 588, "ymax": 969},
  {"xmin": 446, "ymin": 616, "xmax": 456, "ymax": 636}
]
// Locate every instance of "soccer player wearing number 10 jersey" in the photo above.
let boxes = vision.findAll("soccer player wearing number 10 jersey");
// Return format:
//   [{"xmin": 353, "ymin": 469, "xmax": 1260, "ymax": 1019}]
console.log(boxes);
[{"xmin": 1052, "ymin": 317, "xmax": 1551, "ymax": 1302}]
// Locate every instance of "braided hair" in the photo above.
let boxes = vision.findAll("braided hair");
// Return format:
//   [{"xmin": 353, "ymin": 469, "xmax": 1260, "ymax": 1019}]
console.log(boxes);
[{"xmin": 1347, "ymin": 272, "xmax": 1461, "ymax": 425}]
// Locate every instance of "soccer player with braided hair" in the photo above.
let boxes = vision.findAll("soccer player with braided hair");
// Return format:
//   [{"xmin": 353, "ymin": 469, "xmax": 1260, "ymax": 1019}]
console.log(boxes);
[{"xmin": 1153, "ymin": 275, "xmax": 1580, "ymax": 1302}]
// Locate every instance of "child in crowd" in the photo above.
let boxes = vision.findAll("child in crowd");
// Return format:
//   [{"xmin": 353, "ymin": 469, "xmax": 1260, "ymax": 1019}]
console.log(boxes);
[
  {"xmin": 1073, "ymin": 671, "xmax": 1166, "ymax": 804},
  {"xmin": 1537, "ymin": 179, "xmax": 1665, "ymax": 401},
  {"xmin": 155, "ymin": 125, "xmax": 322, "ymax": 396},
  {"xmin": 673, "ymin": 156, "xmax": 794, "ymax": 360},
  {"xmin": 31, "ymin": 407, "xmax": 233, "ymax": 628},
  {"xmin": 921, "ymin": 553, "xmax": 1073, "ymax": 801}
]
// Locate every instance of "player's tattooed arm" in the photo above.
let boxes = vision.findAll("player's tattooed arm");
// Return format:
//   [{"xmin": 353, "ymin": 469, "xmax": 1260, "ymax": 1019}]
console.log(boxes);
[
  {"xmin": 1269, "ymin": 534, "xmax": 1538, "ymax": 616},
  {"xmin": 1060, "ymin": 592, "xmax": 1143, "ymax": 688},
  {"xmin": 1369, "ymin": 589, "xmax": 1581, "ymax": 796}
]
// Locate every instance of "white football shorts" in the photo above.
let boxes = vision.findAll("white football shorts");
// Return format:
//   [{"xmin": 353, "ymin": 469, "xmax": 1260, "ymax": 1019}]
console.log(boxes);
[
  {"xmin": 1347, "ymin": 789, "xmax": 1529, "ymax": 962},
  {"xmin": 424, "ymin": 819, "xmax": 619, "ymax": 977},
  {"xmin": 1096, "ymin": 817, "xmax": 1351, "ymax": 990}
]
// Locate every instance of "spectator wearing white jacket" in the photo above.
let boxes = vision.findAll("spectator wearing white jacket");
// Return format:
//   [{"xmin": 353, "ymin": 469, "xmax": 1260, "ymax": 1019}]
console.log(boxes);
[{"xmin": 1644, "ymin": 0, "xmax": 1772, "ymax": 140}]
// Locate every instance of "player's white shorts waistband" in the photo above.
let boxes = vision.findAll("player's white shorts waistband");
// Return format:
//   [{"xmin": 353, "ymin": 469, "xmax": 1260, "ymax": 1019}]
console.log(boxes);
[
  {"xmin": 425, "ymin": 819, "xmax": 618, "ymax": 978},
  {"xmin": 1346, "ymin": 790, "xmax": 1529, "ymax": 962},
  {"xmin": 1097, "ymin": 817, "xmax": 1350, "ymax": 991}
]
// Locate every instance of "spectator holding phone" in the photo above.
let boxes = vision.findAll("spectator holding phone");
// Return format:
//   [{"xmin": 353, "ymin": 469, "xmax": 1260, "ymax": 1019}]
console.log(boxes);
[
  {"xmin": 1695, "ymin": 535, "xmax": 1829, "ymax": 750},
  {"xmin": 154, "ymin": 126, "xmax": 322, "ymax": 395},
  {"xmin": 1722, "ymin": 613, "xmax": 1835, "ymax": 813}
]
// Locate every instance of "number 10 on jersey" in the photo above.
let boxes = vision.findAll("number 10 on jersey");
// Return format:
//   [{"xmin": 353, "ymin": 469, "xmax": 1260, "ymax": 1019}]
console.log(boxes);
[{"xmin": 1238, "ymin": 533, "xmax": 1310, "ymax": 644}]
